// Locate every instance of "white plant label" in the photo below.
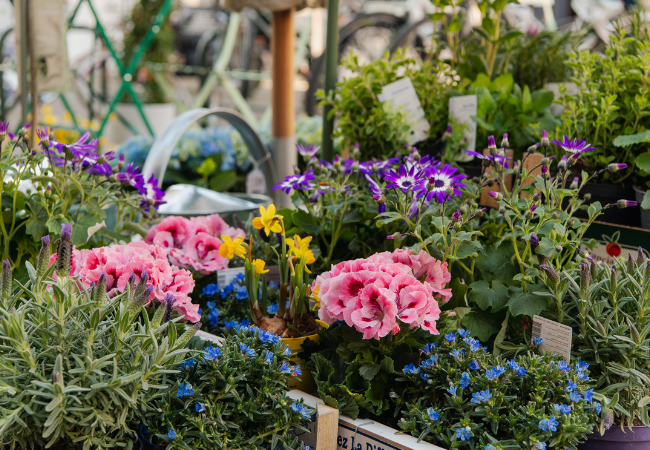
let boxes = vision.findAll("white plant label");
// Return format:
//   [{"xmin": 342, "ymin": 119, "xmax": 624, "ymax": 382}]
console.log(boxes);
[
  {"xmin": 217, "ymin": 267, "xmax": 245, "ymax": 286},
  {"xmin": 246, "ymin": 168, "xmax": 266, "ymax": 195},
  {"xmin": 378, "ymin": 77, "xmax": 430, "ymax": 145},
  {"xmin": 532, "ymin": 315, "xmax": 573, "ymax": 363},
  {"xmin": 449, "ymin": 95, "xmax": 478, "ymax": 158}
]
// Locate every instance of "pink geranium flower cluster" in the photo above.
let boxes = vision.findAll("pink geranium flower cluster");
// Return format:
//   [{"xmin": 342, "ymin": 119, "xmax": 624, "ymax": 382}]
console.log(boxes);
[
  {"xmin": 145, "ymin": 215, "xmax": 245, "ymax": 274},
  {"xmin": 314, "ymin": 249, "xmax": 451, "ymax": 340},
  {"xmin": 50, "ymin": 241, "xmax": 200, "ymax": 322}
]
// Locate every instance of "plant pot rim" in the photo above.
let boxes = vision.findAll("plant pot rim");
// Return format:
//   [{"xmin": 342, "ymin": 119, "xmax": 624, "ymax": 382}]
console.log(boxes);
[
  {"xmin": 282, "ymin": 319, "xmax": 329, "ymax": 343},
  {"xmin": 586, "ymin": 425, "xmax": 650, "ymax": 442}
]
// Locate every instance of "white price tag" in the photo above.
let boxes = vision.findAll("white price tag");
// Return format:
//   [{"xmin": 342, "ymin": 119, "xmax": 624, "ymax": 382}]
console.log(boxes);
[
  {"xmin": 449, "ymin": 95, "xmax": 478, "ymax": 157},
  {"xmin": 378, "ymin": 77, "xmax": 430, "ymax": 145},
  {"xmin": 217, "ymin": 267, "xmax": 245, "ymax": 286},
  {"xmin": 532, "ymin": 315, "xmax": 573, "ymax": 363},
  {"xmin": 246, "ymin": 169, "xmax": 266, "ymax": 195}
]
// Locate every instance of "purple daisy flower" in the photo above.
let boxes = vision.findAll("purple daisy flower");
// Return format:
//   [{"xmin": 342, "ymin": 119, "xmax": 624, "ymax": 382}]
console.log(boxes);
[
  {"xmin": 86, "ymin": 162, "xmax": 113, "ymax": 177},
  {"xmin": 463, "ymin": 150, "xmax": 511, "ymax": 168},
  {"xmin": 383, "ymin": 164, "xmax": 426, "ymax": 193},
  {"xmin": 272, "ymin": 170, "xmax": 316, "ymax": 194},
  {"xmin": 375, "ymin": 157, "xmax": 400, "ymax": 175},
  {"xmin": 115, "ymin": 162, "xmax": 144, "ymax": 189},
  {"xmin": 422, "ymin": 164, "xmax": 466, "ymax": 204},
  {"xmin": 36, "ymin": 127, "xmax": 51, "ymax": 148},
  {"xmin": 318, "ymin": 159, "xmax": 333, "ymax": 169},
  {"xmin": 0, "ymin": 121, "xmax": 8, "ymax": 138},
  {"xmin": 139, "ymin": 174, "xmax": 166, "ymax": 211},
  {"xmin": 358, "ymin": 161, "xmax": 375, "ymax": 175},
  {"xmin": 365, "ymin": 174, "xmax": 386, "ymax": 214},
  {"xmin": 297, "ymin": 143, "xmax": 320, "ymax": 158},
  {"xmin": 53, "ymin": 131, "xmax": 97, "ymax": 158},
  {"xmin": 551, "ymin": 136, "xmax": 595, "ymax": 154}
]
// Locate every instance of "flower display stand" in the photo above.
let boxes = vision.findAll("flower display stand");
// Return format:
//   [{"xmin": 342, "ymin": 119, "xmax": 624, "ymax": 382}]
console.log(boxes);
[{"xmin": 288, "ymin": 390, "xmax": 447, "ymax": 450}]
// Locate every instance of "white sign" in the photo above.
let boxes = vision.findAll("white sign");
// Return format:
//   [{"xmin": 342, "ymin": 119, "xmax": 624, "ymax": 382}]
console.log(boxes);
[
  {"xmin": 217, "ymin": 267, "xmax": 245, "ymax": 286},
  {"xmin": 378, "ymin": 77, "xmax": 430, "ymax": 145},
  {"xmin": 449, "ymin": 95, "xmax": 478, "ymax": 157},
  {"xmin": 532, "ymin": 315, "xmax": 573, "ymax": 363},
  {"xmin": 246, "ymin": 168, "xmax": 267, "ymax": 195}
]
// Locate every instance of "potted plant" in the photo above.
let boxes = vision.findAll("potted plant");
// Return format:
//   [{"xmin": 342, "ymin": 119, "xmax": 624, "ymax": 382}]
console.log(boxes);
[
  {"xmin": 554, "ymin": 13, "xmax": 650, "ymax": 228},
  {"xmin": 397, "ymin": 332, "xmax": 600, "ymax": 449},
  {"xmin": 143, "ymin": 327, "xmax": 314, "ymax": 449},
  {"xmin": 0, "ymin": 229, "xmax": 200, "ymax": 449},
  {"xmin": 528, "ymin": 248, "xmax": 650, "ymax": 449},
  {"xmin": 108, "ymin": 0, "xmax": 177, "ymax": 142},
  {"xmin": 0, "ymin": 123, "xmax": 162, "ymax": 277}
]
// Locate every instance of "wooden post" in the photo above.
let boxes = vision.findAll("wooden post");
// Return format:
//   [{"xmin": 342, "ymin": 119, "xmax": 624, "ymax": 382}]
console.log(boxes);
[
  {"xmin": 321, "ymin": 0, "xmax": 339, "ymax": 161},
  {"xmin": 271, "ymin": 8, "xmax": 297, "ymax": 205}
]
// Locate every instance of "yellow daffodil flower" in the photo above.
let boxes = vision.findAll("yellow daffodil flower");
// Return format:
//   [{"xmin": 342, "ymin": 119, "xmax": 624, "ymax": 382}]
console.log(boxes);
[
  {"xmin": 311, "ymin": 284, "xmax": 321, "ymax": 310},
  {"xmin": 287, "ymin": 235, "xmax": 316, "ymax": 271},
  {"xmin": 253, "ymin": 259, "xmax": 269, "ymax": 275},
  {"xmin": 252, "ymin": 204, "xmax": 283, "ymax": 236},
  {"xmin": 218, "ymin": 236, "xmax": 246, "ymax": 259}
]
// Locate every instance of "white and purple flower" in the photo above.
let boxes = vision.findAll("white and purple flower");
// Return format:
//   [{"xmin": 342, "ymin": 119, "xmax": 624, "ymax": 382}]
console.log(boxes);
[
  {"xmin": 421, "ymin": 164, "xmax": 466, "ymax": 204},
  {"xmin": 383, "ymin": 164, "xmax": 426, "ymax": 193}
]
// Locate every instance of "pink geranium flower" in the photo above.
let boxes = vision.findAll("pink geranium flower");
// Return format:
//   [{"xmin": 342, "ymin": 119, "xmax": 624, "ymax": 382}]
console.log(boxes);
[
  {"xmin": 314, "ymin": 249, "xmax": 449, "ymax": 339},
  {"xmin": 145, "ymin": 214, "xmax": 244, "ymax": 275}
]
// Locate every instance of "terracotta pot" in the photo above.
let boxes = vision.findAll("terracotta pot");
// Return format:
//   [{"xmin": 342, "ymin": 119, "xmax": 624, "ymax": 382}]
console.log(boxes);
[{"xmin": 578, "ymin": 426, "xmax": 650, "ymax": 450}]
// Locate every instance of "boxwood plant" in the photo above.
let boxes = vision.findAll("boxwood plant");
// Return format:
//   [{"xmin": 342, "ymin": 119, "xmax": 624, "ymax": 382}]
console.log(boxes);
[{"xmin": 398, "ymin": 331, "xmax": 600, "ymax": 450}]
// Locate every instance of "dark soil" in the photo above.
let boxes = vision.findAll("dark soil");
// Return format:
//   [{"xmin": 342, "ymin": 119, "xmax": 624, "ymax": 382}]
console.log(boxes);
[{"xmin": 255, "ymin": 313, "xmax": 321, "ymax": 338}]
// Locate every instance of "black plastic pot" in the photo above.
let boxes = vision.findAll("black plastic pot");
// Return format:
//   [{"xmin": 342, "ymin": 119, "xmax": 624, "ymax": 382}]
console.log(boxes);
[
  {"xmin": 574, "ymin": 183, "xmax": 640, "ymax": 228},
  {"xmin": 634, "ymin": 187, "xmax": 650, "ymax": 230},
  {"xmin": 578, "ymin": 426, "xmax": 650, "ymax": 449},
  {"xmin": 457, "ymin": 163, "xmax": 482, "ymax": 180}
]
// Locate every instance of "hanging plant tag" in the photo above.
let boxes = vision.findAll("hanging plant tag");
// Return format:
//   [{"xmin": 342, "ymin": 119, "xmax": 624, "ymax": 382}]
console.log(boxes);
[
  {"xmin": 532, "ymin": 315, "xmax": 573, "ymax": 363},
  {"xmin": 378, "ymin": 77, "xmax": 430, "ymax": 145},
  {"xmin": 449, "ymin": 95, "xmax": 478, "ymax": 156}
]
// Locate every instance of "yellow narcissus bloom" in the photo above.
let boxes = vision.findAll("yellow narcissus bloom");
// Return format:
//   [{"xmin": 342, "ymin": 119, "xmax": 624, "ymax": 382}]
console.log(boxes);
[
  {"xmin": 287, "ymin": 235, "xmax": 316, "ymax": 270},
  {"xmin": 311, "ymin": 284, "xmax": 320, "ymax": 309},
  {"xmin": 218, "ymin": 236, "xmax": 246, "ymax": 259},
  {"xmin": 253, "ymin": 259, "xmax": 269, "ymax": 275},
  {"xmin": 252, "ymin": 204, "xmax": 283, "ymax": 236}
]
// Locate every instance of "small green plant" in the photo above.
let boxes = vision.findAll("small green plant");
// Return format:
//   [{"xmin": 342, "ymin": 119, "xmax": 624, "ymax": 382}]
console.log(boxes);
[
  {"xmin": 529, "ymin": 249, "xmax": 650, "ymax": 431},
  {"xmin": 146, "ymin": 327, "xmax": 313, "ymax": 449},
  {"xmin": 0, "ymin": 229, "xmax": 199, "ymax": 449},
  {"xmin": 398, "ymin": 332, "xmax": 599, "ymax": 450},
  {"xmin": 319, "ymin": 50, "xmax": 453, "ymax": 159},
  {"xmin": 557, "ymin": 13, "xmax": 650, "ymax": 184}
]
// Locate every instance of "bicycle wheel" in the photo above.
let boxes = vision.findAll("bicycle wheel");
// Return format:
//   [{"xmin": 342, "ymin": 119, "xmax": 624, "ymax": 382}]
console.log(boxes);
[{"xmin": 305, "ymin": 12, "xmax": 406, "ymax": 116}]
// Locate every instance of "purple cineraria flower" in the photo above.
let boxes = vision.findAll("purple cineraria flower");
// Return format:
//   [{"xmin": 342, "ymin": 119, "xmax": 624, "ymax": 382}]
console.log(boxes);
[
  {"xmin": 422, "ymin": 164, "xmax": 466, "ymax": 204},
  {"xmin": 359, "ymin": 161, "xmax": 375, "ymax": 175},
  {"xmin": 115, "ymin": 163, "xmax": 144, "ymax": 189},
  {"xmin": 36, "ymin": 127, "xmax": 51, "ymax": 148},
  {"xmin": 273, "ymin": 170, "xmax": 316, "ymax": 194},
  {"xmin": 297, "ymin": 143, "xmax": 320, "ymax": 158},
  {"xmin": 85, "ymin": 163, "xmax": 113, "ymax": 178},
  {"xmin": 0, "ymin": 121, "xmax": 8, "ymax": 138},
  {"xmin": 365, "ymin": 174, "xmax": 386, "ymax": 214},
  {"xmin": 139, "ymin": 174, "xmax": 165, "ymax": 211},
  {"xmin": 383, "ymin": 164, "xmax": 426, "ymax": 193},
  {"xmin": 488, "ymin": 135, "xmax": 496, "ymax": 151},
  {"xmin": 418, "ymin": 155, "xmax": 440, "ymax": 170},
  {"xmin": 318, "ymin": 159, "xmax": 333, "ymax": 169},
  {"xmin": 551, "ymin": 136, "xmax": 595, "ymax": 155},
  {"xmin": 53, "ymin": 131, "xmax": 97, "ymax": 157},
  {"xmin": 375, "ymin": 157, "xmax": 400, "ymax": 176},
  {"xmin": 463, "ymin": 150, "xmax": 511, "ymax": 168}
]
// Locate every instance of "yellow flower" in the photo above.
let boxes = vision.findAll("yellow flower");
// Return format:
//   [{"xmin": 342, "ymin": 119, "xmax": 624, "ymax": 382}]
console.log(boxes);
[
  {"xmin": 253, "ymin": 259, "xmax": 269, "ymax": 275},
  {"xmin": 218, "ymin": 236, "xmax": 246, "ymax": 259},
  {"xmin": 287, "ymin": 235, "xmax": 316, "ymax": 271},
  {"xmin": 252, "ymin": 204, "xmax": 283, "ymax": 236},
  {"xmin": 311, "ymin": 284, "xmax": 321, "ymax": 310}
]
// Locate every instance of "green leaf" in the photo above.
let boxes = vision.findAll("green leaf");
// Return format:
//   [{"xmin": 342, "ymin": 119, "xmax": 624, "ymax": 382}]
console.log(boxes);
[
  {"xmin": 491, "ymin": 74, "xmax": 514, "ymax": 95},
  {"xmin": 342, "ymin": 209, "xmax": 363, "ymax": 224},
  {"xmin": 476, "ymin": 245, "xmax": 516, "ymax": 285},
  {"xmin": 472, "ymin": 73, "xmax": 492, "ymax": 90},
  {"xmin": 642, "ymin": 191, "xmax": 650, "ymax": 210},
  {"xmin": 25, "ymin": 199, "xmax": 48, "ymax": 238},
  {"xmin": 379, "ymin": 356, "xmax": 394, "ymax": 374},
  {"xmin": 443, "ymin": 278, "xmax": 468, "ymax": 310},
  {"xmin": 493, "ymin": 311, "xmax": 510, "ymax": 356},
  {"xmin": 359, "ymin": 363, "xmax": 381, "ymax": 381},
  {"xmin": 522, "ymin": 85, "xmax": 533, "ymax": 113},
  {"xmin": 208, "ymin": 171, "xmax": 238, "ymax": 192},
  {"xmin": 613, "ymin": 130, "xmax": 650, "ymax": 147},
  {"xmin": 292, "ymin": 209, "xmax": 322, "ymax": 234},
  {"xmin": 475, "ymin": 86, "xmax": 497, "ymax": 117},
  {"xmin": 506, "ymin": 286, "xmax": 549, "ymax": 317},
  {"xmin": 636, "ymin": 152, "xmax": 650, "ymax": 173},
  {"xmin": 532, "ymin": 90, "xmax": 554, "ymax": 112},
  {"xmin": 468, "ymin": 280, "xmax": 509, "ymax": 312},
  {"xmin": 462, "ymin": 310, "xmax": 504, "ymax": 342},
  {"xmin": 70, "ymin": 214, "xmax": 104, "ymax": 247}
]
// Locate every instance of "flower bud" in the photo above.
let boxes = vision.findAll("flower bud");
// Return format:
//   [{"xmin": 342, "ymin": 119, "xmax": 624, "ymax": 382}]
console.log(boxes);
[
  {"xmin": 637, "ymin": 247, "xmax": 646, "ymax": 266},
  {"xmin": 608, "ymin": 163, "xmax": 627, "ymax": 172},
  {"xmin": 92, "ymin": 273, "xmax": 107, "ymax": 304},
  {"xmin": 618, "ymin": 200, "xmax": 638, "ymax": 209},
  {"xmin": 610, "ymin": 266, "xmax": 617, "ymax": 293},
  {"xmin": 442, "ymin": 124, "xmax": 452, "ymax": 142},
  {"xmin": 530, "ymin": 234, "xmax": 539, "ymax": 252},
  {"xmin": 487, "ymin": 135, "xmax": 496, "ymax": 154},
  {"xmin": 541, "ymin": 157, "xmax": 549, "ymax": 166},
  {"xmin": 570, "ymin": 177, "xmax": 579, "ymax": 189},
  {"xmin": 646, "ymin": 260, "xmax": 650, "ymax": 285},
  {"xmin": 541, "ymin": 130, "xmax": 549, "ymax": 148},
  {"xmin": 501, "ymin": 133, "xmax": 509, "ymax": 149},
  {"xmin": 628, "ymin": 253, "xmax": 635, "ymax": 273},
  {"xmin": 567, "ymin": 218, "xmax": 575, "ymax": 228},
  {"xmin": 488, "ymin": 191, "xmax": 503, "ymax": 201},
  {"xmin": 579, "ymin": 249, "xmax": 592, "ymax": 262},
  {"xmin": 36, "ymin": 235, "xmax": 51, "ymax": 279},
  {"xmin": 629, "ymin": 319, "xmax": 641, "ymax": 344},
  {"xmin": 527, "ymin": 143, "xmax": 540, "ymax": 154},
  {"xmin": 487, "ymin": 178, "xmax": 495, "ymax": 187},
  {"xmin": 1, "ymin": 260, "xmax": 11, "ymax": 300},
  {"xmin": 597, "ymin": 321, "xmax": 606, "ymax": 335},
  {"xmin": 583, "ymin": 193, "xmax": 591, "ymax": 201},
  {"xmin": 540, "ymin": 264, "xmax": 560, "ymax": 287},
  {"xmin": 532, "ymin": 192, "xmax": 541, "ymax": 202},
  {"xmin": 452, "ymin": 210, "xmax": 462, "ymax": 223},
  {"xmin": 558, "ymin": 157, "xmax": 567, "ymax": 172},
  {"xmin": 445, "ymin": 186, "xmax": 455, "ymax": 197},
  {"xmin": 56, "ymin": 224, "xmax": 73, "ymax": 278},
  {"xmin": 388, "ymin": 232, "xmax": 401, "ymax": 240},
  {"xmin": 454, "ymin": 222, "xmax": 462, "ymax": 231},
  {"xmin": 580, "ymin": 263, "xmax": 590, "ymax": 297},
  {"xmin": 590, "ymin": 259, "xmax": 598, "ymax": 281},
  {"xmin": 17, "ymin": 123, "xmax": 30, "ymax": 137},
  {"xmin": 604, "ymin": 410, "xmax": 614, "ymax": 430},
  {"xmin": 556, "ymin": 246, "xmax": 563, "ymax": 253},
  {"xmin": 351, "ymin": 143, "xmax": 360, "ymax": 159},
  {"xmin": 499, "ymin": 207, "xmax": 506, "ymax": 215},
  {"xmin": 460, "ymin": 206, "xmax": 468, "ymax": 215}
]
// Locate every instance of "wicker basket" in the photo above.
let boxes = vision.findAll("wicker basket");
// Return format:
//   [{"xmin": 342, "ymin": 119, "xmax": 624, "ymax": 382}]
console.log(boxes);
[{"xmin": 222, "ymin": 0, "xmax": 325, "ymax": 12}]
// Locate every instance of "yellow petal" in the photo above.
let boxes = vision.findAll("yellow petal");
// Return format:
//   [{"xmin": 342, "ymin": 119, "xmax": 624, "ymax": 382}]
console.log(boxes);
[
  {"xmin": 252, "ymin": 217, "xmax": 263, "ymax": 230},
  {"xmin": 267, "ymin": 204, "xmax": 276, "ymax": 217},
  {"xmin": 270, "ymin": 222, "xmax": 283, "ymax": 234},
  {"xmin": 221, "ymin": 235, "xmax": 233, "ymax": 244},
  {"xmin": 218, "ymin": 245, "xmax": 230, "ymax": 258}
]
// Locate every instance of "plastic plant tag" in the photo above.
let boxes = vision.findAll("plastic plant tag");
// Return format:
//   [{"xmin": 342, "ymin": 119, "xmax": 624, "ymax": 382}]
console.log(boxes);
[
  {"xmin": 378, "ymin": 77, "xmax": 430, "ymax": 145},
  {"xmin": 217, "ymin": 267, "xmax": 246, "ymax": 286},
  {"xmin": 449, "ymin": 95, "xmax": 478, "ymax": 157},
  {"xmin": 532, "ymin": 315, "xmax": 573, "ymax": 363},
  {"xmin": 246, "ymin": 168, "xmax": 267, "ymax": 194}
]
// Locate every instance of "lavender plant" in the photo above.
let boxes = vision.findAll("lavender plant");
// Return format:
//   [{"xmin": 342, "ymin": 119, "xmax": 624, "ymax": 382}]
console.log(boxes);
[
  {"xmin": 398, "ymin": 332, "xmax": 599, "ymax": 450},
  {"xmin": 0, "ymin": 228, "xmax": 199, "ymax": 449},
  {"xmin": 528, "ymin": 248, "xmax": 650, "ymax": 431},
  {"xmin": 0, "ymin": 123, "xmax": 164, "ymax": 269},
  {"xmin": 146, "ymin": 327, "xmax": 313, "ymax": 449}
]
